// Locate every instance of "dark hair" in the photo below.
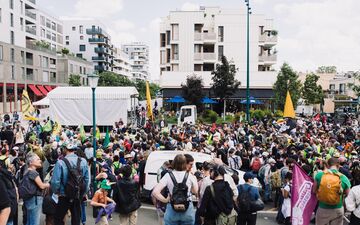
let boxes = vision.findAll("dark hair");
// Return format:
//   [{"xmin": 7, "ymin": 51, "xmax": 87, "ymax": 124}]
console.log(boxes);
[
  {"xmin": 285, "ymin": 172, "xmax": 292, "ymax": 180},
  {"xmin": 172, "ymin": 154, "xmax": 187, "ymax": 171},
  {"xmin": 328, "ymin": 157, "xmax": 340, "ymax": 167},
  {"xmin": 211, "ymin": 164, "xmax": 225, "ymax": 177},
  {"xmin": 121, "ymin": 165, "xmax": 132, "ymax": 178},
  {"xmin": 113, "ymin": 155, "xmax": 119, "ymax": 161},
  {"xmin": 232, "ymin": 173, "xmax": 239, "ymax": 185},
  {"xmin": 184, "ymin": 154, "xmax": 194, "ymax": 164},
  {"xmin": 202, "ymin": 161, "xmax": 212, "ymax": 171}
]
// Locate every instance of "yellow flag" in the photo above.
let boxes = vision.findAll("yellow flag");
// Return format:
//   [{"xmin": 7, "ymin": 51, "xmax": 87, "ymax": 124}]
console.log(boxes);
[
  {"xmin": 283, "ymin": 91, "xmax": 295, "ymax": 118},
  {"xmin": 146, "ymin": 81, "xmax": 154, "ymax": 121},
  {"xmin": 22, "ymin": 90, "xmax": 38, "ymax": 121},
  {"xmin": 52, "ymin": 119, "xmax": 62, "ymax": 135}
]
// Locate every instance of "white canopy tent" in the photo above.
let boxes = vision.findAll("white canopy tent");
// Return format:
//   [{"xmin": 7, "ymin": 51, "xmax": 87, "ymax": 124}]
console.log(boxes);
[
  {"xmin": 33, "ymin": 97, "xmax": 50, "ymax": 106},
  {"xmin": 47, "ymin": 87, "xmax": 138, "ymax": 126}
]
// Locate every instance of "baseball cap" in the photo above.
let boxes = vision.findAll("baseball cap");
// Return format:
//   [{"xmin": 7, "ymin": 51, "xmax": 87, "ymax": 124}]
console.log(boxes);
[
  {"xmin": 243, "ymin": 172, "xmax": 255, "ymax": 181},
  {"xmin": 99, "ymin": 179, "xmax": 113, "ymax": 190}
]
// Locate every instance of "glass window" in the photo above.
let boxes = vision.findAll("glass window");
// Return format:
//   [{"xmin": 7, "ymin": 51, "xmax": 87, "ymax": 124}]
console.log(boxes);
[
  {"xmin": 21, "ymin": 51, "xmax": 24, "ymax": 63},
  {"xmin": 42, "ymin": 56, "xmax": 49, "ymax": 68},
  {"xmin": 20, "ymin": 1, "xmax": 23, "ymax": 14},
  {"xmin": 11, "ymin": 65, "xmax": 15, "ymax": 79},
  {"xmin": 79, "ymin": 25, "xmax": 83, "ymax": 34},
  {"xmin": 20, "ymin": 18, "xmax": 23, "ymax": 31},
  {"xmin": 9, "ymin": 0, "xmax": 13, "ymax": 9},
  {"xmin": 0, "ymin": 8, "xmax": 2, "ymax": 22},
  {"xmin": 65, "ymin": 36, "xmax": 69, "ymax": 40},
  {"xmin": 10, "ymin": 13, "xmax": 13, "ymax": 27},
  {"xmin": 42, "ymin": 71, "xmax": 49, "ymax": 82},
  {"xmin": 80, "ymin": 35, "xmax": 83, "ymax": 40},
  {"xmin": 51, "ymin": 22, "xmax": 56, "ymax": 31},
  {"xmin": 66, "ymin": 41, "xmax": 69, "ymax": 45},
  {"xmin": 218, "ymin": 26, "xmax": 224, "ymax": 42},
  {"xmin": 0, "ymin": 45, "xmax": 3, "ymax": 61},
  {"xmin": 72, "ymin": 26, "xmax": 76, "ymax": 31},
  {"xmin": 79, "ymin": 45, "xmax": 86, "ymax": 51},
  {"xmin": 41, "ymin": 28, "xmax": 45, "ymax": 37},
  {"xmin": 218, "ymin": 45, "xmax": 224, "ymax": 61},
  {"xmin": 40, "ymin": 16, "xmax": 45, "ymax": 25},
  {"xmin": 10, "ymin": 48, "xmax": 14, "ymax": 62}
]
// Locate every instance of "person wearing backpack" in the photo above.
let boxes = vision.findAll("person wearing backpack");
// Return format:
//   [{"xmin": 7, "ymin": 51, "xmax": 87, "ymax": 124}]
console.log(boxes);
[
  {"xmin": 249, "ymin": 151, "xmax": 262, "ymax": 174},
  {"xmin": 20, "ymin": 152, "xmax": 50, "ymax": 225},
  {"xmin": 51, "ymin": 143, "xmax": 89, "ymax": 225},
  {"xmin": 237, "ymin": 172, "xmax": 261, "ymax": 225},
  {"xmin": 0, "ymin": 166, "xmax": 17, "ymax": 225},
  {"xmin": 0, "ymin": 177, "xmax": 11, "ymax": 225},
  {"xmin": 152, "ymin": 154, "xmax": 198, "ymax": 225},
  {"xmin": 228, "ymin": 148, "xmax": 242, "ymax": 170},
  {"xmin": 345, "ymin": 182, "xmax": 360, "ymax": 225},
  {"xmin": 313, "ymin": 157, "xmax": 351, "ymax": 225},
  {"xmin": 198, "ymin": 165, "xmax": 237, "ymax": 225}
]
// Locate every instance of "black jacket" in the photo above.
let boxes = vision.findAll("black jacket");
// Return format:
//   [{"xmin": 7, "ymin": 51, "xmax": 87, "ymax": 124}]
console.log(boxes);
[
  {"xmin": 113, "ymin": 177, "xmax": 141, "ymax": 214},
  {"xmin": 198, "ymin": 179, "xmax": 234, "ymax": 219}
]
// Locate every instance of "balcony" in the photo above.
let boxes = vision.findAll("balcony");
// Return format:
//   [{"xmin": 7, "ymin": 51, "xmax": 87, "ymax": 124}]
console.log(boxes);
[
  {"xmin": 193, "ymin": 52, "xmax": 216, "ymax": 61},
  {"xmin": 86, "ymin": 27, "xmax": 107, "ymax": 36},
  {"xmin": 89, "ymin": 38, "xmax": 107, "ymax": 44},
  {"xmin": 28, "ymin": 0, "xmax": 36, "ymax": 4},
  {"xmin": 259, "ymin": 54, "xmax": 277, "ymax": 65},
  {"xmin": 25, "ymin": 26, "xmax": 36, "ymax": 35},
  {"xmin": 95, "ymin": 65, "xmax": 105, "ymax": 71},
  {"xmin": 50, "ymin": 64, "xmax": 56, "ymax": 69},
  {"xmin": 259, "ymin": 33, "xmax": 277, "ymax": 47},
  {"xmin": 203, "ymin": 32, "xmax": 216, "ymax": 43},
  {"xmin": 194, "ymin": 33, "xmax": 202, "ymax": 41},
  {"xmin": 26, "ymin": 58, "xmax": 33, "ymax": 65},
  {"xmin": 94, "ymin": 47, "xmax": 108, "ymax": 54},
  {"xmin": 25, "ymin": 9, "xmax": 36, "ymax": 20},
  {"xmin": 92, "ymin": 56, "xmax": 106, "ymax": 61}
]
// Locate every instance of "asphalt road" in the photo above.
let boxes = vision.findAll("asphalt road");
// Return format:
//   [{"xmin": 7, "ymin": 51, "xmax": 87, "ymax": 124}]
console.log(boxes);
[{"xmin": 17, "ymin": 203, "xmax": 284, "ymax": 225}]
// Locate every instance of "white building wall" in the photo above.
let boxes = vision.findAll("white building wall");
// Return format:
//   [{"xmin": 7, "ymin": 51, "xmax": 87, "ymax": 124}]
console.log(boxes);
[
  {"xmin": 123, "ymin": 42, "xmax": 150, "ymax": 80},
  {"xmin": 36, "ymin": 10, "xmax": 64, "ymax": 51}
]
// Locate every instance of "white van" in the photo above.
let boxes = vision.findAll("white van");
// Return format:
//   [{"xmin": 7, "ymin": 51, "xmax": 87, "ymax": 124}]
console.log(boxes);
[{"xmin": 142, "ymin": 151, "xmax": 261, "ymax": 198}]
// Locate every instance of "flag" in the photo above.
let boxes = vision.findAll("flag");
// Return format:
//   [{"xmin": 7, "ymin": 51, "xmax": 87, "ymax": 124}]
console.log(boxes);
[
  {"xmin": 283, "ymin": 91, "xmax": 295, "ymax": 118},
  {"xmin": 42, "ymin": 120, "xmax": 52, "ymax": 132},
  {"xmin": 80, "ymin": 124, "xmax": 86, "ymax": 142},
  {"xmin": 291, "ymin": 163, "xmax": 317, "ymax": 225},
  {"xmin": 21, "ymin": 90, "xmax": 38, "ymax": 121},
  {"xmin": 96, "ymin": 127, "xmax": 101, "ymax": 140},
  {"xmin": 52, "ymin": 119, "xmax": 62, "ymax": 135},
  {"xmin": 146, "ymin": 81, "xmax": 154, "ymax": 121},
  {"xmin": 103, "ymin": 128, "xmax": 110, "ymax": 148}
]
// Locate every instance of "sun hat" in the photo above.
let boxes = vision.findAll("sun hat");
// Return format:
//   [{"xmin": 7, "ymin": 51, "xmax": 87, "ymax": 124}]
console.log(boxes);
[{"xmin": 99, "ymin": 180, "xmax": 112, "ymax": 190}]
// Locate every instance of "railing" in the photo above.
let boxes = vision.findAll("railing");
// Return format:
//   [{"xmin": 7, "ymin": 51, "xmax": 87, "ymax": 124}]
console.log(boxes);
[
  {"xmin": 203, "ymin": 32, "xmax": 216, "ymax": 40},
  {"xmin": 26, "ymin": 59, "xmax": 33, "ymax": 65},
  {"xmin": 50, "ymin": 64, "xmax": 56, "ymax": 69},
  {"xmin": 259, "ymin": 54, "xmax": 277, "ymax": 62},
  {"xmin": 92, "ymin": 56, "xmax": 106, "ymax": 61},
  {"xmin": 203, "ymin": 52, "xmax": 216, "ymax": 60},
  {"xmin": 26, "ymin": 73, "xmax": 34, "ymax": 80},
  {"xmin": 194, "ymin": 33, "xmax": 202, "ymax": 41},
  {"xmin": 86, "ymin": 27, "xmax": 107, "ymax": 36},
  {"xmin": 94, "ymin": 47, "xmax": 108, "ymax": 54},
  {"xmin": 25, "ymin": 10, "xmax": 36, "ymax": 20},
  {"xmin": 259, "ymin": 34, "xmax": 278, "ymax": 43},
  {"xmin": 28, "ymin": 0, "xmax": 36, "ymax": 4},
  {"xmin": 25, "ymin": 26, "xmax": 36, "ymax": 35},
  {"xmin": 194, "ymin": 53, "xmax": 203, "ymax": 61},
  {"xmin": 50, "ymin": 76, "xmax": 56, "ymax": 83},
  {"xmin": 26, "ymin": 41, "xmax": 57, "ymax": 55},
  {"xmin": 89, "ymin": 38, "xmax": 106, "ymax": 43},
  {"xmin": 95, "ymin": 65, "xmax": 105, "ymax": 71}
]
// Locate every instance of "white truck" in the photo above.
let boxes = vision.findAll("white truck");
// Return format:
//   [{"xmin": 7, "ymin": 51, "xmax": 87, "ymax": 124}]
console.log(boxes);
[{"xmin": 177, "ymin": 105, "xmax": 197, "ymax": 126}]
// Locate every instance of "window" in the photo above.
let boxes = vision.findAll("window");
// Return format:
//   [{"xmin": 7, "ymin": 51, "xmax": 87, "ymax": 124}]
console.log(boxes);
[
  {"xmin": 0, "ymin": 45, "xmax": 3, "ymax": 61},
  {"xmin": 79, "ymin": 66, "xmax": 82, "ymax": 74},
  {"xmin": 76, "ymin": 53, "xmax": 82, "ymax": 58},
  {"xmin": 70, "ymin": 64, "xmax": 73, "ymax": 73},
  {"xmin": 42, "ymin": 71, "xmax": 49, "ymax": 82},
  {"xmin": 65, "ymin": 41, "xmax": 69, "ymax": 45},
  {"xmin": 80, "ymin": 35, "xmax": 84, "ymax": 40},
  {"xmin": 83, "ymin": 67, "xmax": 86, "ymax": 74},
  {"xmin": 171, "ymin": 44, "xmax": 179, "ymax": 60},
  {"xmin": 46, "ymin": 19, "xmax": 51, "ymax": 28},
  {"xmin": 79, "ymin": 25, "xmax": 83, "ymax": 34},
  {"xmin": 10, "ymin": 48, "xmax": 14, "ymax": 62},
  {"xmin": 20, "ymin": 18, "xmax": 23, "ymax": 31},
  {"xmin": 42, "ymin": 56, "xmax": 49, "ymax": 68},
  {"xmin": 20, "ymin": 1, "xmax": 23, "ymax": 14},
  {"xmin": 51, "ymin": 22, "xmax": 56, "ymax": 31},
  {"xmin": 0, "ymin": 8, "xmax": 2, "ymax": 22},
  {"xmin": 40, "ymin": 16, "xmax": 45, "ymax": 25},
  {"xmin": 72, "ymin": 26, "xmax": 76, "ymax": 31},
  {"xmin": 41, "ymin": 28, "xmax": 45, "ymax": 37},
  {"xmin": 9, "ymin": 0, "xmax": 13, "ymax": 9},
  {"xmin": 160, "ymin": 33, "xmax": 166, "ymax": 47},
  {"xmin": 11, "ymin": 66, "xmax": 15, "ymax": 79},
  {"xmin": 51, "ymin": 33, "xmax": 56, "ymax": 41},
  {"xmin": 65, "ymin": 36, "xmax": 69, "ymax": 40},
  {"xmin": 10, "ymin": 13, "xmax": 13, "ymax": 27},
  {"xmin": 218, "ymin": 45, "xmax": 224, "ymax": 61},
  {"xmin": 21, "ymin": 51, "xmax": 24, "ymax": 64},
  {"xmin": 79, "ymin": 45, "xmax": 86, "ymax": 51},
  {"xmin": 218, "ymin": 26, "xmax": 224, "ymax": 42},
  {"xmin": 166, "ymin": 31, "xmax": 170, "ymax": 45},
  {"xmin": 21, "ymin": 67, "xmax": 25, "ymax": 79},
  {"xmin": 46, "ymin": 31, "xmax": 51, "ymax": 40}
]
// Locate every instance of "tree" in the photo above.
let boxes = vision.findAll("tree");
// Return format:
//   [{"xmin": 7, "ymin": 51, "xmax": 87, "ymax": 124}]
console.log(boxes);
[
  {"xmin": 181, "ymin": 75, "xmax": 204, "ymax": 108},
  {"xmin": 316, "ymin": 66, "xmax": 337, "ymax": 74},
  {"xmin": 98, "ymin": 72, "xmax": 134, "ymax": 87},
  {"xmin": 61, "ymin": 48, "xmax": 70, "ymax": 55},
  {"xmin": 349, "ymin": 71, "xmax": 360, "ymax": 97},
  {"xmin": 211, "ymin": 56, "xmax": 241, "ymax": 118},
  {"xmin": 302, "ymin": 73, "xmax": 324, "ymax": 105},
  {"xmin": 273, "ymin": 63, "xmax": 302, "ymax": 110},
  {"xmin": 68, "ymin": 74, "xmax": 82, "ymax": 86}
]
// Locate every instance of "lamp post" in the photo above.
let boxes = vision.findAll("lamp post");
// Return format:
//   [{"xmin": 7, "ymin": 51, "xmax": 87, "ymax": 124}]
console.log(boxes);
[
  {"xmin": 244, "ymin": 0, "xmax": 252, "ymax": 121},
  {"xmin": 87, "ymin": 73, "xmax": 99, "ymax": 195}
]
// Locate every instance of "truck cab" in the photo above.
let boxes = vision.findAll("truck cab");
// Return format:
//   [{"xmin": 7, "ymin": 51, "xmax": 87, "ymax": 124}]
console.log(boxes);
[{"xmin": 178, "ymin": 105, "xmax": 197, "ymax": 126}]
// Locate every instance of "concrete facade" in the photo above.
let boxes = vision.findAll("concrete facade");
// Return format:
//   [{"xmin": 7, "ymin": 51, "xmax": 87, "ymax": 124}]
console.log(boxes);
[
  {"xmin": 123, "ymin": 42, "xmax": 149, "ymax": 81},
  {"xmin": 56, "ymin": 55, "xmax": 94, "ymax": 85},
  {"xmin": 113, "ymin": 47, "xmax": 132, "ymax": 79}
]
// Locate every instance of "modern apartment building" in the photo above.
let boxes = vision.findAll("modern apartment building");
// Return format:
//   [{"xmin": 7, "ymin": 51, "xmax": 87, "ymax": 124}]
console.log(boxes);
[
  {"xmin": 113, "ymin": 47, "xmax": 132, "ymax": 79},
  {"xmin": 62, "ymin": 19, "xmax": 115, "ymax": 73},
  {"xmin": 123, "ymin": 42, "xmax": 149, "ymax": 81},
  {"xmin": 159, "ymin": 6, "xmax": 278, "ymax": 104},
  {"xmin": 0, "ymin": 0, "xmax": 69, "ymax": 113},
  {"xmin": 36, "ymin": 9, "xmax": 64, "ymax": 51},
  {"xmin": 57, "ymin": 54, "xmax": 94, "ymax": 86}
]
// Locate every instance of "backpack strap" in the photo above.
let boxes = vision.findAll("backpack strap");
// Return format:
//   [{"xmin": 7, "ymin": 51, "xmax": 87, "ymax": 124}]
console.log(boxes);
[
  {"xmin": 168, "ymin": 171, "xmax": 178, "ymax": 188},
  {"xmin": 76, "ymin": 158, "xmax": 81, "ymax": 171},
  {"xmin": 182, "ymin": 172, "xmax": 189, "ymax": 186},
  {"xmin": 62, "ymin": 157, "xmax": 72, "ymax": 170},
  {"xmin": 210, "ymin": 184, "xmax": 215, "ymax": 198}
]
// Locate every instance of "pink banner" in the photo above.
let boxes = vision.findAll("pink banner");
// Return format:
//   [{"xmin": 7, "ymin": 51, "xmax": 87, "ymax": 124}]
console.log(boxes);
[{"xmin": 291, "ymin": 164, "xmax": 318, "ymax": 225}]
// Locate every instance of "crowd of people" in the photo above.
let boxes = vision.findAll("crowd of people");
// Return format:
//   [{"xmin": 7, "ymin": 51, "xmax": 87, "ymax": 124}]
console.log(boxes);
[{"xmin": 0, "ymin": 111, "xmax": 359, "ymax": 225}]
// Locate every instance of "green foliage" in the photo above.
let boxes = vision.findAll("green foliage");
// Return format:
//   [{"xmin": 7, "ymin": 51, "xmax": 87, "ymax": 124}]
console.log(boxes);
[
  {"xmin": 302, "ymin": 73, "xmax": 324, "ymax": 105},
  {"xmin": 250, "ymin": 109, "xmax": 265, "ymax": 120},
  {"xmin": 181, "ymin": 75, "xmax": 204, "ymax": 108},
  {"xmin": 68, "ymin": 74, "xmax": 82, "ymax": 86},
  {"xmin": 98, "ymin": 72, "xmax": 160, "ymax": 100},
  {"xmin": 274, "ymin": 110, "xmax": 284, "ymax": 118},
  {"xmin": 211, "ymin": 56, "xmax": 241, "ymax": 100},
  {"xmin": 234, "ymin": 113, "xmax": 241, "ymax": 123},
  {"xmin": 35, "ymin": 40, "xmax": 50, "ymax": 49},
  {"xmin": 273, "ymin": 63, "xmax": 302, "ymax": 110},
  {"xmin": 349, "ymin": 72, "xmax": 360, "ymax": 97},
  {"xmin": 271, "ymin": 30, "xmax": 278, "ymax": 36},
  {"xmin": 61, "ymin": 48, "xmax": 70, "ymax": 55},
  {"xmin": 316, "ymin": 66, "xmax": 337, "ymax": 74},
  {"xmin": 202, "ymin": 110, "xmax": 218, "ymax": 123}
]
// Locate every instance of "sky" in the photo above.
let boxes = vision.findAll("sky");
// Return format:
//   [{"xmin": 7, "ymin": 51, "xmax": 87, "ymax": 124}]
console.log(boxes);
[{"xmin": 38, "ymin": 0, "xmax": 360, "ymax": 80}]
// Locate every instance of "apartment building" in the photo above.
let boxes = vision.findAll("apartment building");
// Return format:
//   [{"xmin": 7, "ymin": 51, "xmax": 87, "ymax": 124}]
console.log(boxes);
[
  {"xmin": 123, "ymin": 42, "xmax": 149, "ymax": 80},
  {"xmin": 113, "ymin": 47, "xmax": 132, "ymax": 79},
  {"xmin": 0, "ymin": 0, "xmax": 69, "ymax": 113},
  {"xmin": 36, "ymin": 9, "xmax": 64, "ymax": 51},
  {"xmin": 57, "ymin": 54, "xmax": 94, "ymax": 86},
  {"xmin": 159, "ymin": 6, "xmax": 278, "ymax": 103},
  {"xmin": 62, "ymin": 19, "xmax": 115, "ymax": 73}
]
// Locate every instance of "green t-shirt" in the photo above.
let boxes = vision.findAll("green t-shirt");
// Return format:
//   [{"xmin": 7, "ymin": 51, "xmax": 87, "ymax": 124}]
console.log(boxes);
[{"xmin": 315, "ymin": 169, "xmax": 351, "ymax": 209}]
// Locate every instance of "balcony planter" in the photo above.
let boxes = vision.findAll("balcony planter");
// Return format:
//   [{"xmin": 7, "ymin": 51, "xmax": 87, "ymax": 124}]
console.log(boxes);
[{"xmin": 271, "ymin": 30, "xmax": 278, "ymax": 36}]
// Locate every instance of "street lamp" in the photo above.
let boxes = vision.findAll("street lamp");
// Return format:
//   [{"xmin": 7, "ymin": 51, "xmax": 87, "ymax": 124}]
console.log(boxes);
[
  {"xmin": 88, "ymin": 73, "xmax": 99, "ymax": 195},
  {"xmin": 244, "ymin": 0, "xmax": 252, "ymax": 121}
]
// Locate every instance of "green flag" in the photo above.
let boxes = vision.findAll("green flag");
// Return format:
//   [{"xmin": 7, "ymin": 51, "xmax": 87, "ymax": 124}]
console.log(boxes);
[
  {"xmin": 80, "ymin": 124, "xmax": 86, "ymax": 143},
  {"xmin": 42, "ymin": 120, "xmax": 52, "ymax": 132},
  {"xmin": 103, "ymin": 128, "xmax": 110, "ymax": 148}
]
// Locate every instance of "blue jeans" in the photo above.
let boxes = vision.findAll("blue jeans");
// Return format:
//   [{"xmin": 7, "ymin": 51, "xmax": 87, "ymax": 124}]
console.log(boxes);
[
  {"xmin": 24, "ymin": 196, "xmax": 43, "ymax": 225},
  {"xmin": 264, "ymin": 183, "xmax": 271, "ymax": 201},
  {"xmin": 81, "ymin": 201, "xmax": 86, "ymax": 224},
  {"xmin": 164, "ymin": 203, "xmax": 195, "ymax": 225}
]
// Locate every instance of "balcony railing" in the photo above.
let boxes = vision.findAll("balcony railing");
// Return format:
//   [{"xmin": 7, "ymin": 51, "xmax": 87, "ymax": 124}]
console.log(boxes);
[
  {"xmin": 26, "ymin": 73, "xmax": 34, "ymax": 80},
  {"xmin": 26, "ymin": 26, "xmax": 36, "ymax": 35},
  {"xmin": 89, "ymin": 38, "xmax": 107, "ymax": 44},
  {"xmin": 259, "ymin": 54, "xmax": 277, "ymax": 62},
  {"xmin": 94, "ymin": 47, "xmax": 108, "ymax": 54},
  {"xmin": 203, "ymin": 32, "xmax": 216, "ymax": 40},
  {"xmin": 28, "ymin": 0, "xmax": 36, "ymax": 4},
  {"xmin": 194, "ymin": 32, "xmax": 203, "ymax": 41},
  {"xmin": 86, "ymin": 27, "xmax": 107, "ymax": 36},
  {"xmin": 259, "ymin": 34, "xmax": 278, "ymax": 43},
  {"xmin": 95, "ymin": 65, "xmax": 105, "ymax": 71},
  {"xmin": 50, "ymin": 64, "xmax": 56, "ymax": 69},
  {"xmin": 194, "ymin": 53, "xmax": 203, "ymax": 61},
  {"xmin": 25, "ymin": 10, "xmax": 36, "ymax": 20},
  {"xmin": 26, "ymin": 59, "xmax": 33, "ymax": 65},
  {"xmin": 203, "ymin": 52, "xmax": 216, "ymax": 60},
  {"xmin": 92, "ymin": 56, "xmax": 106, "ymax": 61}
]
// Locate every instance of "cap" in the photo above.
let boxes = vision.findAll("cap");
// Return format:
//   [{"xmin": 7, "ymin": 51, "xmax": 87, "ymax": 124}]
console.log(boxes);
[
  {"xmin": 268, "ymin": 158, "xmax": 276, "ymax": 164},
  {"xmin": 99, "ymin": 179, "xmax": 112, "ymax": 190},
  {"xmin": 243, "ymin": 172, "xmax": 255, "ymax": 181}
]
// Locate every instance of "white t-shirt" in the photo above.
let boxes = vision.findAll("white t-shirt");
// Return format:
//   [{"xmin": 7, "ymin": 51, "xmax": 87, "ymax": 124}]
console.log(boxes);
[
  {"xmin": 159, "ymin": 170, "xmax": 198, "ymax": 197},
  {"xmin": 281, "ymin": 184, "xmax": 291, "ymax": 218}
]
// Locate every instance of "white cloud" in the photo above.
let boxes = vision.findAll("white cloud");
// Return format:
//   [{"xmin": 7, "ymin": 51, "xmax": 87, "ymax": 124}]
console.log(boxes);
[
  {"xmin": 181, "ymin": 2, "xmax": 200, "ymax": 11},
  {"xmin": 113, "ymin": 19, "xmax": 135, "ymax": 31},
  {"xmin": 273, "ymin": 0, "xmax": 360, "ymax": 72},
  {"xmin": 108, "ymin": 30, "xmax": 137, "ymax": 48},
  {"xmin": 75, "ymin": 0, "xmax": 123, "ymax": 18}
]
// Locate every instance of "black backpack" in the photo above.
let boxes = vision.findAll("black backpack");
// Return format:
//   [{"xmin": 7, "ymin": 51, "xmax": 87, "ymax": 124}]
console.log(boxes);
[
  {"xmin": 168, "ymin": 171, "xmax": 190, "ymax": 212},
  {"xmin": 238, "ymin": 185, "xmax": 252, "ymax": 213},
  {"xmin": 0, "ymin": 157, "xmax": 8, "ymax": 169},
  {"xmin": 0, "ymin": 169, "xmax": 17, "ymax": 219},
  {"xmin": 18, "ymin": 170, "xmax": 38, "ymax": 200},
  {"xmin": 62, "ymin": 158, "xmax": 86, "ymax": 200}
]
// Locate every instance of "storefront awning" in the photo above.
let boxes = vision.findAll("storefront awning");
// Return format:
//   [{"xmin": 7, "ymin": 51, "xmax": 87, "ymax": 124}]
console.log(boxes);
[
  {"xmin": 28, "ymin": 84, "xmax": 43, "ymax": 97},
  {"xmin": 44, "ymin": 85, "xmax": 53, "ymax": 92},
  {"xmin": 37, "ymin": 85, "xmax": 48, "ymax": 95}
]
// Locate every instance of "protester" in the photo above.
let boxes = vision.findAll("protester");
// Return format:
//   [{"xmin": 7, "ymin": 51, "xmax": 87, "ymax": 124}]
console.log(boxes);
[
  {"xmin": 91, "ymin": 179, "xmax": 116, "ymax": 225},
  {"xmin": 345, "ymin": 183, "xmax": 360, "ymax": 225},
  {"xmin": 0, "ymin": 178, "xmax": 10, "ymax": 225},
  {"xmin": 281, "ymin": 172, "xmax": 292, "ymax": 225}
]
